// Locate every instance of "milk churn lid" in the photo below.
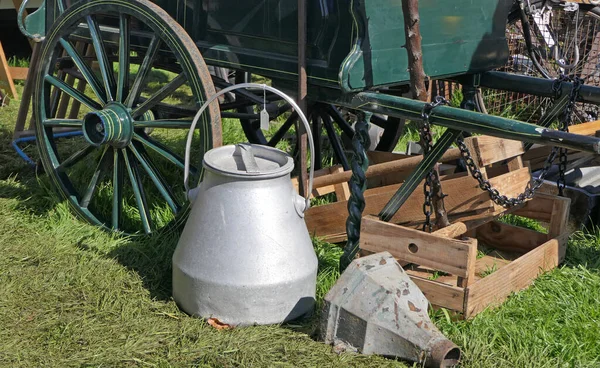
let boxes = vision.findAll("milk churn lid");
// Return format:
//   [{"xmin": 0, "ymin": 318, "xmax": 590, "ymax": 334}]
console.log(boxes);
[{"xmin": 203, "ymin": 143, "xmax": 294, "ymax": 178}]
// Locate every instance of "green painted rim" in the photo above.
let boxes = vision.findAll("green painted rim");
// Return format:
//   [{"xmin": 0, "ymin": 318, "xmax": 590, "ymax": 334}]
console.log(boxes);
[{"xmin": 34, "ymin": 0, "xmax": 221, "ymax": 235}]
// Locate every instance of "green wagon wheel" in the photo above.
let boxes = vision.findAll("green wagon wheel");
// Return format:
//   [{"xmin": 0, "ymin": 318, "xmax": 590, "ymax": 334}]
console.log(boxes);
[{"xmin": 34, "ymin": 0, "xmax": 221, "ymax": 235}]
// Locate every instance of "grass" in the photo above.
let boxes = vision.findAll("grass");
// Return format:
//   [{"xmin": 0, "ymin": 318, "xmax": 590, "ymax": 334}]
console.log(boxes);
[{"xmin": 2, "ymin": 79, "xmax": 600, "ymax": 367}]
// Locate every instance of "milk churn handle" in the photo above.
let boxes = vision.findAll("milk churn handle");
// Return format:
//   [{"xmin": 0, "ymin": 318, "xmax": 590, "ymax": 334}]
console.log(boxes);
[
  {"xmin": 185, "ymin": 83, "xmax": 315, "ymax": 211},
  {"xmin": 234, "ymin": 144, "xmax": 261, "ymax": 174}
]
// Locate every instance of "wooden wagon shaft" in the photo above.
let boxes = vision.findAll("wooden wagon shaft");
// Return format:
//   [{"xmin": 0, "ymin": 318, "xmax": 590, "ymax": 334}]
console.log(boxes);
[{"xmin": 334, "ymin": 92, "xmax": 600, "ymax": 154}]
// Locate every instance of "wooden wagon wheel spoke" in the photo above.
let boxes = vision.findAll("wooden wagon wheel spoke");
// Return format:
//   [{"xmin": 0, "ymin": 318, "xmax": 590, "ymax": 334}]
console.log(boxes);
[
  {"xmin": 34, "ymin": 0, "xmax": 221, "ymax": 235},
  {"xmin": 112, "ymin": 148, "xmax": 124, "ymax": 230},
  {"xmin": 117, "ymin": 14, "xmax": 130, "ymax": 103},
  {"xmin": 132, "ymin": 132, "xmax": 197, "ymax": 174},
  {"xmin": 59, "ymin": 39, "xmax": 106, "ymax": 103},
  {"xmin": 44, "ymin": 75, "xmax": 102, "ymax": 110},
  {"xmin": 87, "ymin": 15, "xmax": 117, "ymax": 102},
  {"xmin": 133, "ymin": 119, "xmax": 193, "ymax": 129},
  {"xmin": 321, "ymin": 111, "xmax": 350, "ymax": 171},
  {"xmin": 129, "ymin": 143, "xmax": 181, "ymax": 214},
  {"xmin": 266, "ymin": 111, "xmax": 298, "ymax": 147},
  {"xmin": 131, "ymin": 73, "xmax": 187, "ymax": 118},
  {"xmin": 81, "ymin": 147, "xmax": 111, "ymax": 208},
  {"xmin": 125, "ymin": 35, "xmax": 161, "ymax": 108},
  {"xmin": 123, "ymin": 148, "xmax": 153, "ymax": 234},
  {"xmin": 42, "ymin": 119, "xmax": 83, "ymax": 128},
  {"xmin": 57, "ymin": 145, "xmax": 98, "ymax": 172}
]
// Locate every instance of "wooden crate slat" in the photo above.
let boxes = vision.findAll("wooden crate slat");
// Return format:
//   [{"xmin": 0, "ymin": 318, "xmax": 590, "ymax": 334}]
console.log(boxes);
[
  {"xmin": 305, "ymin": 167, "xmax": 531, "ymax": 240},
  {"xmin": 410, "ymin": 275, "xmax": 466, "ymax": 312},
  {"xmin": 361, "ymin": 216, "xmax": 476, "ymax": 277},
  {"xmin": 464, "ymin": 234, "xmax": 567, "ymax": 318},
  {"xmin": 464, "ymin": 136, "xmax": 524, "ymax": 167},
  {"xmin": 476, "ymin": 221, "xmax": 549, "ymax": 254}
]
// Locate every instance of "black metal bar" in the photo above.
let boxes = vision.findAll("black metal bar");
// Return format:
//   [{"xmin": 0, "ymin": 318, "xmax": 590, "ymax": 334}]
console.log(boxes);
[
  {"xmin": 379, "ymin": 129, "xmax": 462, "ymax": 222},
  {"xmin": 476, "ymin": 71, "xmax": 600, "ymax": 105},
  {"xmin": 333, "ymin": 92, "xmax": 600, "ymax": 154}
]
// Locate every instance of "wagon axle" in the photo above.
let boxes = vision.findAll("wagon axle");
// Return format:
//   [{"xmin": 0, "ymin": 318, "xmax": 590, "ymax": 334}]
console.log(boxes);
[{"xmin": 82, "ymin": 103, "xmax": 134, "ymax": 148}]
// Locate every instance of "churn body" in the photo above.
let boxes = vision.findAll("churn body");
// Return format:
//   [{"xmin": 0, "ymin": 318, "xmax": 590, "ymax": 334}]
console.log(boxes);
[{"xmin": 173, "ymin": 144, "xmax": 318, "ymax": 326}]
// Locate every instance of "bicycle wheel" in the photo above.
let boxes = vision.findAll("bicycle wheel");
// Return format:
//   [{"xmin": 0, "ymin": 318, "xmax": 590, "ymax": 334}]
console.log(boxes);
[{"xmin": 478, "ymin": 2, "xmax": 600, "ymax": 124}]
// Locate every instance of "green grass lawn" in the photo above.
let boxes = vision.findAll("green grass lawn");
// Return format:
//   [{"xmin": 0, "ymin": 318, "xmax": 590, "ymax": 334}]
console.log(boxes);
[{"xmin": 2, "ymin": 78, "xmax": 600, "ymax": 368}]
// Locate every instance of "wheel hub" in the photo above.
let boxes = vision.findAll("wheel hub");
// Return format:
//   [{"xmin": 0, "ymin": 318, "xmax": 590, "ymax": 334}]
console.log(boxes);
[{"xmin": 83, "ymin": 103, "xmax": 134, "ymax": 148}]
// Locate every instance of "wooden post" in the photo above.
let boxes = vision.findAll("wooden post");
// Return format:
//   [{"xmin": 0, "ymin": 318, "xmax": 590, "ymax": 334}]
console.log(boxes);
[
  {"xmin": 297, "ymin": 0, "xmax": 308, "ymax": 197},
  {"xmin": 0, "ymin": 41, "xmax": 18, "ymax": 100},
  {"xmin": 13, "ymin": 42, "xmax": 40, "ymax": 139},
  {"xmin": 401, "ymin": 0, "xmax": 450, "ymax": 229},
  {"xmin": 401, "ymin": 0, "xmax": 426, "ymax": 102}
]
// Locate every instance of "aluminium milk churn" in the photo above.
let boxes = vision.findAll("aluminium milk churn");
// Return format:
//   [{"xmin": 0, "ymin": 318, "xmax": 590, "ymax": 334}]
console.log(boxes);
[{"xmin": 172, "ymin": 83, "xmax": 318, "ymax": 326}]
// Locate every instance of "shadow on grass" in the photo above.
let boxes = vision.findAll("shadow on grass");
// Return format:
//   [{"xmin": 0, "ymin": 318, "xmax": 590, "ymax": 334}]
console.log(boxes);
[
  {"xmin": 564, "ymin": 228, "xmax": 600, "ymax": 271},
  {"xmin": 107, "ymin": 224, "xmax": 185, "ymax": 301}
]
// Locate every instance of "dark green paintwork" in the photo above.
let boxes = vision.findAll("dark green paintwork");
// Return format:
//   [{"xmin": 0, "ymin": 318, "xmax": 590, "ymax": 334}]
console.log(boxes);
[
  {"xmin": 42, "ymin": 0, "xmax": 513, "ymax": 91},
  {"xmin": 332, "ymin": 92, "xmax": 600, "ymax": 154}
]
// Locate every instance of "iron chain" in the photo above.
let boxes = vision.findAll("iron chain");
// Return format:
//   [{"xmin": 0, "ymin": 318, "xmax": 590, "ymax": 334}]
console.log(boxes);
[
  {"xmin": 420, "ymin": 96, "xmax": 449, "ymax": 232},
  {"xmin": 555, "ymin": 75, "xmax": 583, "ymax": 196},
  {"xmin": 456, "ymin": 138, "xmax": 558, "ymax": 207},
  {"xmin": 457, "ymin": 74, "xmax": 583, "ymax": 206}
]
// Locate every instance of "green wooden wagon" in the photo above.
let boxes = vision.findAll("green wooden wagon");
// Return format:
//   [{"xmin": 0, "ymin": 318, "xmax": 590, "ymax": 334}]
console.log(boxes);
[{"xmin": 15, "ymin": 0, "xmax": 600, "ymax": 236}]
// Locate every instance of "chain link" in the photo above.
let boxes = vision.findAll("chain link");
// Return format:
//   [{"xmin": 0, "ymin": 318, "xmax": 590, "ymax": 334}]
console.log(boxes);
[
  {"xmin": 420, "ymin": 96, "xmax": 449, "ymax": 232},
  {"xmin": 456, "ymin": 138, "xmax": 558, "ymax": 207},
  {"xmin": 556, "ymin": 75, "xmax": 583, "ymax": 196},
  {"xmin": 456, "ymin": 74, "xmax": 583, "ymax": 207}
]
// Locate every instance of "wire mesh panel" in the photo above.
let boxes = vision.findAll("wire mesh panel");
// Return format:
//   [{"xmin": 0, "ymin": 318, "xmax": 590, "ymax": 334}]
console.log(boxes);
[{"xmin": 482, "ymin": 4, "xmax": 600, "ymax": 124}]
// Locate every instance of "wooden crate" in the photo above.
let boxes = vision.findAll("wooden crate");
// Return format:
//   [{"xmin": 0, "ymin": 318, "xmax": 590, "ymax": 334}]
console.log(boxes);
[
  {"xmin": 305, "ymin": 135, "xmax": 570, "ymax": 318},
  {"xmin": 360, "ymin": 193, "xmax": 569, "ymax": 318}
]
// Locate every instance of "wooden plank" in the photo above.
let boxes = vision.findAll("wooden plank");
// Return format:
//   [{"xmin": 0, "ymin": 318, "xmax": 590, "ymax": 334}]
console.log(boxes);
[
  {"xmin": 312, "ymin": 148, "xmax": 463, "ymax": 189},
  {"xmin": 464, "ymin": 135, "xmax": 524, "ymax": 167},
  {"xmin": 361, "ymin": 216, "xmax": 475, "ymax": 277},
  {"xmin": 475, "ymin": 255, "xmax": 511, "ymax": 276},
  {"xmin": 506, "ymin": 156, "xmax": 524, "ymax": 171},
  {"xmin": 13, "ymin": 43, "xmax": 40, "ymax": 139},
  {"xmin": 306, "ymin": 167, "xmax": 531, "ymax": 240},
  {"xmin": 569, "ymin": 119, "xmax": 600, "ymax": 136},
  {"xmin": 367, "ymin": 151, "xmax": 411, "ymax": 164},
  {"xmin": 8, "ymin": 66, "xmax": 28, "ymax": 81},
  {"xmin": 0, "ymin": 41, "xmax": 18, "ymax": 99},
  {"xmin": 409, "ymin": 275, "xmax": 466, "ymax": 312},
  {"xmin": 331, "ymin": 166, "xmax": 351, "ymax": 201},
  {"xmin": 432, "ymin": 222, "xmax": 467, "ymax": 239},
  {"xmin": 510, "ymin": 192, "xmax": 556, "ymax": 223},
  {"xmin": 456, "ymin": 237, "xmax": 478, "ymax": 287},
  {"xmin": 476, "ymin": 221, "xmax": 549, "ymax": 254},
  {"xmin": 292, "ymin": 165, "xmax": 345, "ymax": 198},
  {"xmin": 465, "ymin": 237, "xmax": 563, "ymax": 318},
  {"xmin": 548, "ymin": 195, "xmax": 570, "ymax": 240}
]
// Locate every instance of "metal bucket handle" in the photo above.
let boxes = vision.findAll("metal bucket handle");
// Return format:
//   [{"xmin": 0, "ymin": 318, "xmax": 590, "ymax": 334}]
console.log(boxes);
[{"xmin": 184, "ymin": 83, "xmax": 315, "ymax": 212}]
